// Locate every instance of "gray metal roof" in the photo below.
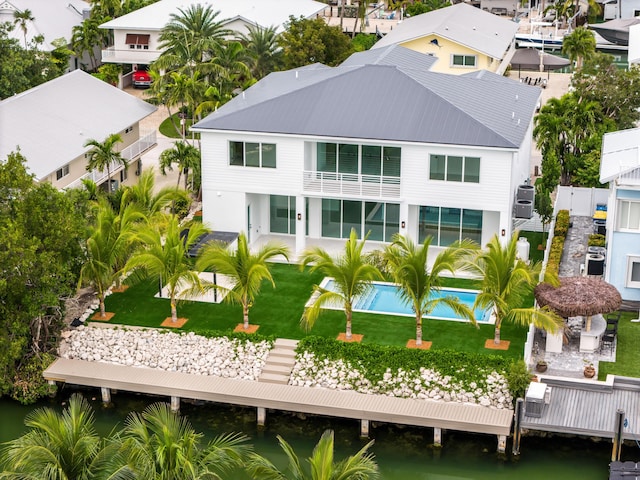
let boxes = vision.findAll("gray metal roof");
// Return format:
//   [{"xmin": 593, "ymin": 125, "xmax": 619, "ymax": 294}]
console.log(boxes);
[
  {"xmin": 372, "ymin": 3, "xmax": 519, "ymax": 60},
  {"xmin": 521, "ymin": 376, "xmax": 640, "ymax": 440},
  {"xmin": 193, "ymin": 62, "xmax": 540, "ymax": 149},
  {"xmin": 0, "ymin": 70, "xmax": 156, "ymax": 180},
  {"xmin": 341, "ymin": 44, "xmax": 439, "ymax": 71}
]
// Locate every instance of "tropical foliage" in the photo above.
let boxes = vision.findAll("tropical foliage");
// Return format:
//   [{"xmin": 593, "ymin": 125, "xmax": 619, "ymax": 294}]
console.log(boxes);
[
  {"xmin": 384, "ymin": 234, "xmax": 476, "ymax": 346},
  {"xmin": 300, "ymin": 229, "xmax": 383, "ymax": 340},
  {"xmin": 463, "ymin": 234, "xmax": 562, "ymax": 345},
  {"xmin": 196, "ymin": 232, "xmax": 290, "ymax": 330},
  {"xmin": 84, "ymin": 133, "xmax": 127, "ymax": 192}
]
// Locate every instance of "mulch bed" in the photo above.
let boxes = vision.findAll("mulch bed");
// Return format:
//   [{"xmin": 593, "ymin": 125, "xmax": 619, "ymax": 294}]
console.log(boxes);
[
  {"xmin": 234, "ymin": 324, "xmax": 260, "ymax": 333},
  {"xmin": 406, "ymin": 339, "xmax": 432, "ymax": 350},
  {"xmin": 336, "ymin": 333, "xmax": 363, "ymax": 343},
  {"xmin": 161, "ymin": 317, "xmax": 188, "ymax": 328},
  {"xmin": 484, "ymin": 339, "xmax": 510, "ymax": 350},
  {"xmin": 91, "ymin": 312, "xmax": 115, "ymax": 322}
]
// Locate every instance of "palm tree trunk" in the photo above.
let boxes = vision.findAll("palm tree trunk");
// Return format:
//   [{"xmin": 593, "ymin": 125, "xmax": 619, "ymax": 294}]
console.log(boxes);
[
  {"xmin": 99, "ymin": 296, "xmax": 106, "ymax": 318},
  {"xmin": 171, "ymin": 294, "xmax": 178, "ymax": 322},
  {"xmin": 416, "ymin": 315, "xmax": 422, "ymax": 346},
  {"xmin": 340, "ymin": 0, "xmax": 346, "ymax": 29},
  {"xmin": 494, "ymin": 325, "xmax": 501, "ymax": 345},
  {"xmin": 345, "ymin": 309, "xmax": 352, "ymax": 339},
  {"xmin": 243, "ymin": 303, "xmax": 249, "ymax": 329},
  {"xmin": 176, "ymin": 170, "xmax": 182, "ymax": 188}
]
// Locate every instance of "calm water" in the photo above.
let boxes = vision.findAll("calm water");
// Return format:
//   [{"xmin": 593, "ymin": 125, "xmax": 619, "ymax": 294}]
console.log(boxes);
[
  {"xmin": 0, "ymin": 388, "xmax": 628, "ymax": 478},
  {"xmin": 322, "ymin": 279, "xmax": 490, "ymax": 323}
]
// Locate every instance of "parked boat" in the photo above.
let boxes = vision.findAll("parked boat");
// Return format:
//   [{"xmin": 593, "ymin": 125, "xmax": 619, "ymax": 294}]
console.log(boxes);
[
  {"xmin": 589, "ymin": 18, "xmax": 640, "ymax": 46},
  {"xmin": 515, "ymin": 22, "xmax": 565, "ymax": 49}
]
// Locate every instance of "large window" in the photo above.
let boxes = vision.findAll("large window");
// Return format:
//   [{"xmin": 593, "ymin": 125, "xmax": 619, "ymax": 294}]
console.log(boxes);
[
  {"xmin": 451, "ymin": 54, "xmax": 476, "ymax": 67},
  {"xmin": 317, "ymin": 143, "xmax": 401, "ymax": 179},
  {"xmin": 270, "ymin": 195, "xmax": 296, "ymax": 235},
  {"xmin": 229, "ymin": 141, "xmax": 276, "ymax": 168},
  {"xmin": 618, "ymin": 200, "xmax": 640, "ymax": 231},
  {"xmin": 321, "ymin": 199, "xmax": 400, "ymax": 241},
  {"xmin": 419, "ymin": 206, "xmax": 482, "ymax": 246},
  {"xmin": 429, "ymin": 155, "xmax": 480, "ymax": 183},
  {"xmin": 627, "ymin": 256, "xmax": 640, "ymax": 289}
]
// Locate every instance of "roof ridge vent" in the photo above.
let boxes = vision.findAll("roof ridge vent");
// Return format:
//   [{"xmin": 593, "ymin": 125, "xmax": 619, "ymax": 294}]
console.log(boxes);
[{"xmin": 296, "ymin": 71, "xmax": 299, "ymax": 79}]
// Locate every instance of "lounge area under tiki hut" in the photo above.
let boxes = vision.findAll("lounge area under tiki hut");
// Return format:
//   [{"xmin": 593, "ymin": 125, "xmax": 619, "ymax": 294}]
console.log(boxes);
[{"xmin": 535, "ymin": 276, "xmax": 622, "ymax": 359}]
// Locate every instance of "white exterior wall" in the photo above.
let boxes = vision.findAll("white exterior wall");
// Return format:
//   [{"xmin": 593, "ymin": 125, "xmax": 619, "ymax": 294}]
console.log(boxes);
[
  {"xmin": 103, "ymin": 29, "xmax": 162, "ymax": 65},
  {"xmin": 200, "ymin": 130, "xmax": 523, "ymax": 249}
]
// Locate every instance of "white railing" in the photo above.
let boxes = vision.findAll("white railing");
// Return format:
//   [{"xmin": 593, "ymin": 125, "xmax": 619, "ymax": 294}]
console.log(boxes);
[
  {"xmin": 100, "ymin": 47, "xmax": 161, "ymax": 64},
  {"xmin": 302, "ymin": 170, "xmax": 401, "ymax": 198},
  {"xmin": 65, "ymin": 131, "xmax": 157, "ymax": 190}
]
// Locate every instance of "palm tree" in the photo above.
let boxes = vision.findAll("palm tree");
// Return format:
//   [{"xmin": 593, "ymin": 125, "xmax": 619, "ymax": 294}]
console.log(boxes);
[
  {"xmin": 562, "ymin": 26, "xmax": 596, "ymax": 70},
  {"xmin": 120, "ymin": 402, "xmax": 250, "ymax": 479},
  {"xmin": 125, "ymin": 215, "xmax": 209, "ymax": 323},
  {"xmin": 78, "ymin": 198, "xmax": 143, "ymax": 318},
  {"xmin": 237, "ymin": 25, "xmax": 282, "ymax": 79},
  {"xmin": 384, "ymin": 234, "xmax": 477, "ymax": 346},
  {"xmin": 71, "ymin": 18, "xmax": 103, "ymax": 71},
  {"xmin": 248, "ymin": 429, "xmax": 379, "ymax": 480},
  {"xmin": 159, "ymin": 141, "xmax": 201, "ymax": 190},
  {"xmin": 208, "ymin": 41, "xmax": 253, "ymax": 100},
  {"xmin": 0, "ymin": 393, "xmax": 131, "ymax": 479},
  {"xmin": 157, "ymin": 4, "xmax": 232, "ymax": 71},
  {"xmin": 84, "ymin": 133, "xmax": 127, "ymax": 193},
  {"xmin": 300, "ymin": 229, "xmax": 383, "ymax": 340},
  {"xmin": 196, "ymin": 232, "xmax": 290, "ymax": 331},
  {"xmin": 13, "ymin": 9, "xmax": 34, "ymax": 48},
  {"xmin": 463, "ymin": 234, "xmax": 562, "ymax": 346},
  {"xmin": 121, "ymin": 168, "xmax": 187, "ymax": 223}
]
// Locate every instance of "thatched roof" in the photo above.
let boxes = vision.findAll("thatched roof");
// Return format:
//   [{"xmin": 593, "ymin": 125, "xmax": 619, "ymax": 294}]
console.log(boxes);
[{"xmin": 534, "ymin": 276, "xmax": 622, "ymax": 318}]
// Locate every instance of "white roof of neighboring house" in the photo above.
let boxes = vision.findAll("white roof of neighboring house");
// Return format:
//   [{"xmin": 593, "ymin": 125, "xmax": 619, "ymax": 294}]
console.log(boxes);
[
  {"xmin": 600, "ymin": 128, "xmax": 640, "ymax": 183},
  {"xmin": 100, "ymin": 0, "xmax": 326, "ymax": 33},
  {"xmin": 372, "ymin": 3, "xmax": 519, "ymax": 60},
  {"xmin": 0, "ymin": 70, "xmax": 156, "ymax": 181},
  {"xmin": 0, "ymin": 0, "xmax": 90, "ymax": 51}
]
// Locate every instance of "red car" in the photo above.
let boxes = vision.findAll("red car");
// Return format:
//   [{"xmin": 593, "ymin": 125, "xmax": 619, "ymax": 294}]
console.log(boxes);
[{"xmin": 132, "ymin": 65, "xmax": 152, "ymax": 88}]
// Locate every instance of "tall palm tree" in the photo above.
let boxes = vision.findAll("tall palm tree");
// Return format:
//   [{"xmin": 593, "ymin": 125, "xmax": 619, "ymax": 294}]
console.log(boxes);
[
  {"xmin": 13, "ymin": 8, "xmax": 34, "ymax": 48},
  {"xmin": 125, "ymin": 216, "xmax": 209, "ymax": 323},
  {"xmin": 384, "ymin": 234, "xmax": 477, "ymax": 346},
  {"xmin": 120, "ymin": 402, "xmax": 250, "ymax": 479},
  {"xmin": 208, "ymin": 41, "xmax": 253, "ymax": 100},
  {"xmin": 157, "ymin": 4, "xmax": 232, "ymax": 71},
  {"xmin": 78, "ymin": 198, "xmax": 143, "ymax": 318},
  {"xmin": 159, "ymin": 141, "xmax": 201, "ymax": 190},
  {"xmin": 237, "ymin": 25, "xmax": 282, "ymax": 79},
  {"xmin": 300, "ymin": 229, "xmax": 383, "ymax": 340},
  {"xmin": 84, "ymin": 133, "xmax": 127, "ymax": 193},
  {"xmin": 463, "ymin": 234, "xmax": 562, "ymax": 346},
  {"xmin": 248, "ymin": 429, "xmax": 379, "ymax": 480},
  {"xmin": 0, "ymin": 393, "xmax": 131, "ymax": 479},
  {"xmin": 562, "ymin": 26, "xmax": 596, "ymax": 70},
  {"xmin": 196, "ymin": 232, "xmax": 290, "ymax": 331},
  {"xmin": 71, "ymin": 18, "xmax": 104, "ymax": 71}
]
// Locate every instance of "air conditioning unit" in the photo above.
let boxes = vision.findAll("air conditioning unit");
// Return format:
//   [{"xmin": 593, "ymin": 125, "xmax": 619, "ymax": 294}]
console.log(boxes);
[
  {"xmin": 525, "ymin": 382, "xmax": 547, "ymax": 418},
  {"xmin": 517, "ymin": 184, "xmax": 535, "ymax": 202},
  {"xmin": 586, "ymin": 253, "xmax": 605, "ymax": 276},
  {"xmin": 515, "ymin": 199, "xmax": 533, "ymax": 219}
]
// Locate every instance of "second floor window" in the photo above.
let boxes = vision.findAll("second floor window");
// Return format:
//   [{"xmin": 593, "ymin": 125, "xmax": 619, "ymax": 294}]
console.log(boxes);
[
  {"xmin": 56, "ymin": 164, "xmax": 70, "ymax": 181},
  {"xmin": 451, "ymin": 54, "xmax": 477, "ymax": 67},
  {"xmin": 229, "ymin": 141, "xmax": 276, "ymax": 168},
  {"xmin": 317, "ymin": 143, "xmax": 401, "ymax": 178},
  {"xmin": 125, "ymin": 34, "xmax": 150, "ymax": 50},
  {"xmin": 429, "ymin": 155, "xmax": 480, "ymax": 183}
]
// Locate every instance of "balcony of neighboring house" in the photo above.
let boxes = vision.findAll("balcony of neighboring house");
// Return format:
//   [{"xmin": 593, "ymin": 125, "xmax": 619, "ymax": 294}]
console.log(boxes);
[
  {"xmin": 65, "ymin": 131, "xmax": 157, "ymax": 190},
  {"xmin": 302, "ymin": 170, "xmax": 401, "ymax": 199},
  {"xmin": 101, "ymin": 45, "xmax": 162, "ymax": 65}
]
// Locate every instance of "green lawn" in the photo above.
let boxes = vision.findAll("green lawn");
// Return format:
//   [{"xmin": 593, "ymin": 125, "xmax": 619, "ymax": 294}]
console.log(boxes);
[
  {"xmin": 598, "ymin": 311, "xmax": 640, "ymax": 379},
  {"xmin": 102, "ymin": 263, "xmax": 526, "ymax": 359},
  {"xmin": 159, "ymin": 115, "xmax": 200, "ymax": 140},
  {"xmin": 518, "ymin": 230, "xmax": 548, "ymax": 264}
]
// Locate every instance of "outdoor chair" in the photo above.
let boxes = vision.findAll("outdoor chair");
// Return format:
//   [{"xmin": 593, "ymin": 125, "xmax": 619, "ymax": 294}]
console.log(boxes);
[
  {"xmin": 601, "ymin": 323, "xmax": 617, "ymax": 354},
  {"xmin": 606, "ymin": 312, "xmax": 621, "ymax": 323}
]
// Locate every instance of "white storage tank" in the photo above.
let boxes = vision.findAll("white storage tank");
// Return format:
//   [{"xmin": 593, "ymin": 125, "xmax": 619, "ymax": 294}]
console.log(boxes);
[{"xmin": 516, "ymin": 237, "xmax": 530, "ymax": 263}]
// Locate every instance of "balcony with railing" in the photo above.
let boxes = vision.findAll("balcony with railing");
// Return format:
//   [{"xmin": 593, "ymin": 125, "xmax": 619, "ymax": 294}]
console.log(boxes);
[
  {"xmin": 101, "ymin": 47, "xmax": 162, "ymax": 64},
  {"xmin": 303, "ymin": 170, "xmax": 401, "ymax": 198},
  {"xmin": 65, "ymin": 131, "xmax": 157, "ymax": 190}
]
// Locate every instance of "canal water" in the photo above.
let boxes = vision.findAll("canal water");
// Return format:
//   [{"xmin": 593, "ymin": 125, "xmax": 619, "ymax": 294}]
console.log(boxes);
[{"xmin": 1, "ymin": 389, "xmax": 633, "ymax": 478}]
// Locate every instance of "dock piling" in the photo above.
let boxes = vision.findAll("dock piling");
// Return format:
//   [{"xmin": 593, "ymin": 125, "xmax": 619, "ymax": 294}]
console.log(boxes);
[
  {"xmin": 497, "ymin": 435, "xmax": 507, "ymax": 453},
  {"xmin": 257, "ymin": 407, "xmax": 266, "ymax": 427},
  {"xmin": 612, "ymin": 409, "xmax": 625, "ymax": 462},
  {"xmin": 512, "ymin": 398, "xmax": 524, "ymax": 455},
  {"xmin": 100, "ymin": 387, "xmax": 111, "ymax": 405},
  {"xmin": 170, "ymin": 396, "xmax": 180, "ymax": 412},
  {"xmin": 360, "ymin": 419, "xmax": 370, "ymax": 438},
  {"xmin": 433, "ymin": 427, "xmax": 442, "ymax": 447}
]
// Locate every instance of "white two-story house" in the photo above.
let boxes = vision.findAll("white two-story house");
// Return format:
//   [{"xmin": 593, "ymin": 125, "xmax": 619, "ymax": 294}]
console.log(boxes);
[
  {"xmin": 600, "ymin": 128, "xmax": 640, "ymax": 304},
  {"xmin": 191, "ymin": 47, "xmax": 541, "ymax": 256}
]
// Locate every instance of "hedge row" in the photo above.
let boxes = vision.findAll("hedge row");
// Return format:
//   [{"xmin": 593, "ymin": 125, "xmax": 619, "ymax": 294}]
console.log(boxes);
[
  {"xmin": 588, "ymin": 233, "xmax": 605, "ymax": 247},
  {"xmin": 547, "ymin": 209, "xmax": 570, "ymax": 276}
]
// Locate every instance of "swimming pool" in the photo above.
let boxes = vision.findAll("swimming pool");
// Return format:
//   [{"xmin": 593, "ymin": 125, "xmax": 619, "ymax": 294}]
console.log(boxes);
[{"xmin": 319, "ymin": 278, "xmax": 492, "ymax": 323}]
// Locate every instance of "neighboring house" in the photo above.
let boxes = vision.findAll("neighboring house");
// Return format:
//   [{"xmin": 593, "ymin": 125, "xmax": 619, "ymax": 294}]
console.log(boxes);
[
  {"xmin": 99, "ymin": 0, "xmax": 326, "ymax": 83},
  {"xmin": 191, "ymin": 47, "xmax": 540, "ymax": 256},
  {"xmin": 372, "ymin": 3, "xmax": 518, "ymax": 75},
  {"xmin": 0, "ymin": 70, "xmax": 157, "ymax": 191},
  {"xmin": 0, "ymin": 0, "xmax": 91, "ymax": 71},
  {"xmin": 600, "ymin": 128, "xmax": 640, "ymax": 304}
]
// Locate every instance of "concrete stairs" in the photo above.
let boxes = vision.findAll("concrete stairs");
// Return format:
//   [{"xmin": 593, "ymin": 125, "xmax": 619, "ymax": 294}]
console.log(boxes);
[{"xmin": 258, "ymin": 338, "xmax": 298, "ymax": 385}]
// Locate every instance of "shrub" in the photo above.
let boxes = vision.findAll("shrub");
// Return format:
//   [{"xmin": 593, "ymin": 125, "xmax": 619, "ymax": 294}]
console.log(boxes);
[
  {"xmin": 506, "ymin": 359, "xmax": 532, "ymax": 400},
  {"xmin": 171, "ymin": 196, "xmax": 191, "ymax": 219},
  {"xmin": 546, "ymin": 235, "xmax": 565, "ymax": 276},
  {"xmin": 588, "ymin": 234, "xmax": 605, "ymax": 247},
  {"xmin": 11, "ymin": 353, "xmax": 57, "ymax": 405},
  {"xmin": 553, "ymin": 210, "xmax": 570, "ymax": 238}
]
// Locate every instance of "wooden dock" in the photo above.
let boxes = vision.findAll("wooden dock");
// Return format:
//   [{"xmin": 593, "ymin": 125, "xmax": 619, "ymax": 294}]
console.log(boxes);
[
  {"xmin": 522, "ymin": 375, "xmax": 640, "ymax": 440},
  {"xmin": 44, "ymin": 355, "xmax": 514, "ymax": 451}
]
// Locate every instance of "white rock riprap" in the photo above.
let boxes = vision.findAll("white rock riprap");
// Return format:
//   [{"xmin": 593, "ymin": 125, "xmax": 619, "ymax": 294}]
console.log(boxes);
[
  {"xmin": 62, "ymin": 326, "xmax": 272, "ymax": 380},
  {"xmin": 289, "ymin": 351, "xmax": 513, "ymax": 409}
]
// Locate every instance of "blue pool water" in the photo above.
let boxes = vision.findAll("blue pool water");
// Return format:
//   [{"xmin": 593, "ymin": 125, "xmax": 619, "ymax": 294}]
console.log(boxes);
[{"xmin": 321, "ymin": 279, "xmax": 491, "ymax": 323}]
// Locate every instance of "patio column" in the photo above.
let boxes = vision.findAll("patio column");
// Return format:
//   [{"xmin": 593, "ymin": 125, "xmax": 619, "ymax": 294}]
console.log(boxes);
[
  {"xmin": 170, "ymin": 396, "xmax": 180, "ymax": 412},
  {"xmin": 295, "ymin": 195, "xmax": 306, "ymax": 255}
]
